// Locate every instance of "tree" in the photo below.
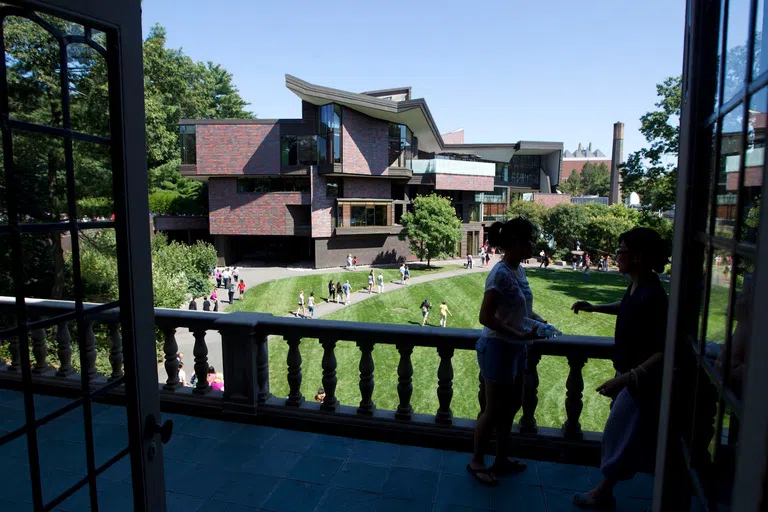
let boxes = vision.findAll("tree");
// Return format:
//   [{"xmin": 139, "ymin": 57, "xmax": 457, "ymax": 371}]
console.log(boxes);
[
  {"xmin": 560, "ymin": 171, "xmax": 583, "ymax": 196},
  {"xmin": 620, "ymin": 76, "xmax": 681, "ymax": 212},
  {"xmin": 398, "ymin": 194, "xmax": 462, "ymax": 266},
  {"xmin": 580, "ymin": 162, "xmax": 611, "ymax": 196},
  {"xmin": 505, "ymin": 200, "xmax": 548, "ymax": 228},
  {"xmin": 543, "ymin": 203, "xmax": 590, "ymax": 253}
]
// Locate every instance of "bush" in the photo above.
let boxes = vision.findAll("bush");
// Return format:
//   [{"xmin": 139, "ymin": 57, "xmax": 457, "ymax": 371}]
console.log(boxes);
[
  {"xmin": 77, "ymin": 197, "xmax": 113, "ymax": 218},
  {"xmin": 148, "ymin": 190, "xmax": 180, "ymax": 215}
]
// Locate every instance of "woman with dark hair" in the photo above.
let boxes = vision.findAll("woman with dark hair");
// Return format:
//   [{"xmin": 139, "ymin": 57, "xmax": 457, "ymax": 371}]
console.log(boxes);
[
  {"xmin": 467, "ymin": 217, "xmax": 546, "ymax": 485},
  {"xmin": 571, "ymin": 227, "xmax": 669, "ymax": 509}
]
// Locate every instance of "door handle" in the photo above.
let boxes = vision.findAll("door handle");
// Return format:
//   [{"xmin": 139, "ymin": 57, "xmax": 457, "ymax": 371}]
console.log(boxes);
[{"xmin": 145, "ymin": 414, "xmax": 173, "ymax": 444}]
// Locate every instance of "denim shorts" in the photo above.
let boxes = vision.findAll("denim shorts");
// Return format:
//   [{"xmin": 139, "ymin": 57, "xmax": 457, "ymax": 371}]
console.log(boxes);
[{"xmin": 476, "ymin": 337, "xmax": 527, "ymax": 383}]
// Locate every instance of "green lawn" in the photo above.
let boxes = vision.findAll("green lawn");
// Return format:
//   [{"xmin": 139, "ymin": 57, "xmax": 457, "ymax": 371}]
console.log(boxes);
[
  {"xmin": 261, "ymin": 268, "xmax": 637, "ymax": 432},
  {"xmin": 228, "ymin": 264, "xmax": 462, "ymax": 316}
]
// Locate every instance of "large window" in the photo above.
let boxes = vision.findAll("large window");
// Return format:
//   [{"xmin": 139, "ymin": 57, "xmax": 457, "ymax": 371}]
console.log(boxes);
[
  {"xmin": 281, "ymin": 135, "xmax": 317, "ymax": 167},
  {"xmin": 389, "ymin": 123, "xmax": 413, "ymax": 168},
  {"xmin": 180, "ymin": 125, "xmax": 196, "ymax": 164},
  {"xmin": 318, "ymin": 103, "xmax": 342, "ymax": 165},
  {"xmin": 326, "ymin": 178, "xmax": 342, "ymax": 198},
  {"xmin": 507, "ymin": 155, "xmax": 541, "ymax": 188},
  {"xmin": 475, "ymin": 187, "xmax": 508, "ymax": 204},
  {"xmin": 237, "ymin": 177, "xmax": 310, "ymax": 193},
  {"xmin": 348, "ymin": 203, "xmax": 389, "ymax": 227}
]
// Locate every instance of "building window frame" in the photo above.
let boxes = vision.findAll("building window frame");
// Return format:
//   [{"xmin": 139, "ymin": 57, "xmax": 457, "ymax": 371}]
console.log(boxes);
[{"xmin": 180, "ymin": 124, "xmax": 196, "ymax": 164}]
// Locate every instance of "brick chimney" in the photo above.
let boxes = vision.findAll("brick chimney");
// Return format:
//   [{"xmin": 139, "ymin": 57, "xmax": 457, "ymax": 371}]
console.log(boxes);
[{"xmin": 609, "ymin": 122, "xmax": 624, "ymax": 205}]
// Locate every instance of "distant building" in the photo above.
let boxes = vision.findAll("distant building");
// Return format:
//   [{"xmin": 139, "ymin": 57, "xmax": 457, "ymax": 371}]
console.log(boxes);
[{"xmin": 560, "ymin": 143, "xmax": 611, "ymax": 181}]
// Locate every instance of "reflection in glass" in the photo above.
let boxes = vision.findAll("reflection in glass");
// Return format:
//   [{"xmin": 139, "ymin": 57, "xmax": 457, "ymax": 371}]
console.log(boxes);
[
  {"xmin": 741, "ymin": 91, "xmax": 765, "ymax": 244},
  {"xmin": 388, "ymin": 124, "xmax": 412, "ymax": 169},
  {"xmin": 705, "ymin": 123, "xmax": 718, "ymax": 234},
  {"xmin": 702, "ymin": 252, "xmax": 733, "ymax": 345},
  {"xmin": 180, "ymin": 125, "xmax": 196, "ymax": 165},
  {"xmin": 753, "ymin": 0, "xmax": 766, "ymax": 79},
  {"xmin": 317, "ymin": 104, "xmax": 342, "ymax": 165},
  {"xmin": 348, "ymin": 203, "xmax": 389, "ymax": 227},
  {"xmin": 715, "ymin": 108, "xmax": 743, "ymax": 238},
  {"xmin": 723, "ymin": 0, "xmax": 750, "ymax": 104}
]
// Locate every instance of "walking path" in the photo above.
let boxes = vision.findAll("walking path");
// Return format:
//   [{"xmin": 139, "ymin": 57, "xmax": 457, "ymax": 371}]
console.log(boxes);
[{"xmin": 160, "ymin": 257, "xmax": 624, "ymax": 384}]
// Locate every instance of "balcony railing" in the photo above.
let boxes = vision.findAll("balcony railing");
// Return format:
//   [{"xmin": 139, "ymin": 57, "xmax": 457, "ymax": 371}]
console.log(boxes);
[{"xmin": 0, "ymin": 297, "xmax": 614, "ymax": 463}]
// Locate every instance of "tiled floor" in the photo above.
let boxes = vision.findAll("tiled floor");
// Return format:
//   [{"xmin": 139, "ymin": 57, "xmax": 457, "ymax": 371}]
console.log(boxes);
[{"xmin": 0, "ymin": 390, "xmax": 653, "ymax": 511}]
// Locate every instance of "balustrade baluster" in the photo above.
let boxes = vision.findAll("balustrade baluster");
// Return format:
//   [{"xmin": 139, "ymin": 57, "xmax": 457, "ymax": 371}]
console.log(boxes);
[
  {"xmin": 357, "ymin": 341, "xmax": 375, "ymax": 415},
  {"xmin": 563, "ymin": 355, "xmax": 586, "ymax": 439},
  {"xmin": 55, "ymin": 321, "xmax": 74, "ymax": 377},
  {"xmin": 192, "ymin": 328, "xmax": 209, "ymax": 394},
  {"xmin": 163, "ymin": 326, "xmax": 180, "ymax": 390},
  {"xmin": 31, "ymin": 321, "xmax": 49, "ymax": 374},
  {"xmin": 395, "ymin": 343, "xmax": 414, "ymax": 420},
  {"xmin": 256, "ymin": 333, "xmax": 271, "ymax": 403},
  {"xmin": 320, "ymin": 338, "xmax": 338, "ymax": 410},
  {"xmin": 286, "ymin": 336, "xmax": 303, "ymax": 406},
  {"xmin": 519, "ymin": 349, "xmax": 542, "ymax": 434},
  {"xmin": 435, "ymin": 346, "xmax": 454, "ymax": 425},
  {"xmin": 108, "ymin": 322, "xmax": 123, "ymax": 381},
  {"xmin": 477, "ymin": 371, "xmax": 486, "ymax": 418},
  {"xmin": 83, "ymin": 321, "xmax": 98, "ymax": 382}
]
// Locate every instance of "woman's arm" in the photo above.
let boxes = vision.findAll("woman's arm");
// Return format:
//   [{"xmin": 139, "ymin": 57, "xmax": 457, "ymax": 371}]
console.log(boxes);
[
  {"xmin": 572, "ymin": 301, "xmax": 621, "ymax": 315},
  {"xmin": 530, "ymin": 311, "xmax": 547, "ymax": 323},
  {"xmin": 479, "ymin": 290, "xmax": 537, "ymax": 340}
]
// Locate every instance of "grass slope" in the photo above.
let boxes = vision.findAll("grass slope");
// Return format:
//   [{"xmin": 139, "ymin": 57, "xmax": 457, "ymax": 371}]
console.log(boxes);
[
  {"xmin": 228, "ymin": 264, "xmax": 462, "ymax": 316},
  {"xmin": 263, "ymin": 268, "xmax": 640, "ymax": 432}
]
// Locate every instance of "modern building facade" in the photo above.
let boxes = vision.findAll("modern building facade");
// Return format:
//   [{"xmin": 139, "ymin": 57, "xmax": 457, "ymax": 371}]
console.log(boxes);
[{"xmin": 180, "ymin": 75, "xmax": 563, "ymax": 267}]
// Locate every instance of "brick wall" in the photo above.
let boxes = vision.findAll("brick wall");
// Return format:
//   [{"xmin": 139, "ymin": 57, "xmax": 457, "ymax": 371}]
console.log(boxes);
[
  {"xmin": 208, "ymin": 178, "xmax": 308, "ymax": 235},
  {"xmin": 343, "ymin": 178, "xmax": 391, "ymax": 198},
  {"xmin": 311, "ymin": 167, "xmax": 335, "ymax": 237},
  {"xmin": 197, "ymin": 124, "xmax": 280, "ymax": 175},
  {"xmin": 314, "ymin": 234, "xmax": 416, "ymax": 268},
  {"xmin": 342, "ymin": 107, "xmax": 390, "ymax": 175},
  {"xmin": 441, "ymin": 129, "xmax": 465, "ymax": 144},
  {"xmin": 560, "ymin": 159, "xmax": 612, "ymax": 180},
  {"xmin": 532, "ymin": 193, "xmax": 572, "ymax": 207},
  {"xmin": 434, "ymin": 174, "xmax": 495, "ymax": 192}
]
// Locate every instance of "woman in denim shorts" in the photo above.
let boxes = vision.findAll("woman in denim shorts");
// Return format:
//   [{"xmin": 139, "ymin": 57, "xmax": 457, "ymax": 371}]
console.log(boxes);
[{"xmin": 467, "ymin": 217, "xmax": 547, "ymax": 486}]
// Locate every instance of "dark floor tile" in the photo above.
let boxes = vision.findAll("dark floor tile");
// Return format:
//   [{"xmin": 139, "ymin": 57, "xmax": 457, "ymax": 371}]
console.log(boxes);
[
  {"xmin": 0, "ymin": 406, "xmax": 25, "ymax": 432},
  {"xmin": 165, "ymin": 491, "xmax": 207, "ymax": 512},
  {"xmin": 542, "ymin": 488, "xmax": 584, "ymax": 512},
  {"xmin": 231, "ymin": 424, "xmax": 280, "ymax": 449},
  {"xmin": 489, "ymin": 482, "xmax": 546, "ymax": 511},
  {"xmin": 165, "ymin": 463, "xmax": 232, "ymax": 498},
  {"xmin": 211, "ymin": 473, "xmax": 280, "ymax": 507},
  {"xmin": 261, "ymin": 479, "xmax": 327, "ymax": 512},
  {"xmin": 349, "ymin": 440, "xmax": 399, "ymax": 466},
  {"xmin": 440, "ymin": 451, "xmax": 489, "ymax": 476},
  {"xmin": 287, "ymin": 455, "xmax": 344, "ymax": 485},
  {"xmin": 96, "ymin": 455, "xmax": 132, "ymax": 483},
  {"xmin": 163, "ymin": 434, "xmax": 216, "ymax": 463},
  {"xmin": 38, "ymin": 440, "xmax": 87, "ymax": 475},
  {"xmin": 434, "ymin": 473, "xmax": 491, "ymax": 509},
  {"xmin": 537, "ymin": 462, "xmax": 592, "ymax": 491},
  {"xmin": 376, "ymin": 496, "xmax": 433, "ymax": 512},
  {"xmin": 332, "ymin": 461, "xmax": 391, "ymax": 493},
  {"xmin": 316, "ymin": 487, "xmax": 380, "ymax": 512},
  {"xmin": 493, "ymin": 458, "xmax": 540, "ymax": 487},
  {"xmin": 40, "ymin": 469, "xmax": 86, "ymax": 506},
  {"xmin": 3, "ymin": 500, "xmax": 33, "ymax": 512},
  {"xmin": 0, "ymin": 461, "xmax": 33, "ymax": 504},
  {"xmin": 614, "ymin": 473, "xmax": 654, "ymax": 500},
  {"xmin": 162, "ymin": 413, "xmax": 197, "ymax": 436},
  {"xmin": 382, "ymin": 467, "xmax": 439, "ymax": 503},
  {"xmin": 432, "ymin": 504, "xmax": 488, "ymax": 512},
  {"xmin": 394, "ymin": 445, "xmax": 442, "ymax": 472},
  {"xmin": 307, "ymin": 434, "xmax": 357, "ymax": 459},
  {"xmin": 205, "ymin": 440, "xmax": 261, "ymax": 469},
  {"xmin": 200, "ymin": 500, "xmax": 260, "ymax": 511},
  {"xmin": 241, "ymin": 448, "xmax": 302, "ymax": 478},
  {"xmin": 269, "ymin": 429, "xmax": 318, "ymax": 454},
  {"xmin": 186, "ymin": 418, "xmax": 243, "ymax": 440},
  {"xmin": 90, "ymin": 405, "xmax": 127, "ymax": 426},
  {"xmin": 95, "ymin": 480, "xmax": 134, "ymax": 512}
]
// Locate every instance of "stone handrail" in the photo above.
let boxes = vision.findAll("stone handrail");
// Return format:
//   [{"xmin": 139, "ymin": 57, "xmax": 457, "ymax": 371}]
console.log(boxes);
[{"xmin": 0, "ymin": 297, "xmax": 614, "ymax": 451}]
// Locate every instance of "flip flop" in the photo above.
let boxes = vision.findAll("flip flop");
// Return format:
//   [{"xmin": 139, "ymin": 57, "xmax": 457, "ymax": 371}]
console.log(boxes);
[
  {"xmin": 465, "ymin": 464, "xmax": 499, "ymax": 487},
  {"xmin": 573, "ymin": 493, "xmax": 616, "ymax": 510},
  {"xmin": 491, "ymin": 457, "xmax": 528, "ymax": 475}
]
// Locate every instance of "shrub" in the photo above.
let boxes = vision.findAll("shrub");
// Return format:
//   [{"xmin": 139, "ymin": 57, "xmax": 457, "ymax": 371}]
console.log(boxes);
[{"xmin": 77, "ymin": 197, "xmax": 113, "ymax": 218}]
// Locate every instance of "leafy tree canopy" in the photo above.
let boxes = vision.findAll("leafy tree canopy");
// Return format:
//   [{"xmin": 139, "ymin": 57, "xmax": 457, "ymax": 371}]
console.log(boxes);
[
  {"xmin": 560, "ymin": 162, "xmax": 611, "ymax": 197},
  {"xmin": 398, "ymin": 194, "xmax": 462, "ymax": 266}
]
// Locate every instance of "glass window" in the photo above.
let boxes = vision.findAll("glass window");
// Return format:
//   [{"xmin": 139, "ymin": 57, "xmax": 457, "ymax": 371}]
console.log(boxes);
[
  {"xmin": 476, "ymin": 187, "xmax": 508, "ymax": 204},
  {"xmin": 508, "ymin": 155, "xmax": 542, "ymax": 188},
  {"xmin": 281, "ymin": 135, "xmax": 317, "ymax": 167},
  {"xmin": 374, "ymin": 204, "xmax": 388, "ymax": 225},
  {"xmin": 714, "ymin": 107, "xmax": 744, "ymax": 238},
  {"xmin": 741, "ymin": 90, "xmax": 765, "ymax": 245},
  {"xmin": 723, "ymin": 0, "xmax": 750, "ymax": 104},
  {"xmin": 389, "ymin": 123, "xmax": 412, "ymax": 169},
  {"xmin": 318, "ymin": 104, "xmax": 342, "ymax": 165},
  {"xmin": 336, "ymin": 205, "xmax": 344, "ymax": 227},
  {"xmin": 237, "ymin": 177, "xmax": 310, "ymax": 194},
  {"xmin": 345, "ymin": 203, "xmax": 390, "ymax": 226},
  {"xmin": 326, "ymin": 179, "xmax": 341, "ymax": 199},
  {"xmin": 180, "ymin": 125, "xmax": 196, "ymax": 164},
  {"xmin": 495, "ymin": 163, "xmax": 509, "ymax": 182},
  {"xmin": 350, "ymin": 205, "xmax": 366, "ymax": 226}
]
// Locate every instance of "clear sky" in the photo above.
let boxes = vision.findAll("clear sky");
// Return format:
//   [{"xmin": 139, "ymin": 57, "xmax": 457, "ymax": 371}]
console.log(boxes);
[{"xmin": 141, "ymin": 0, "xmax": 686, "ymax": 159}]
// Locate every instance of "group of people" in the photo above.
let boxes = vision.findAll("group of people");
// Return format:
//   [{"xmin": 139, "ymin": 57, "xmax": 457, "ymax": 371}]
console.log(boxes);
[
  {"xmin": 327, "ymin": 279, "xmax": 354, "ymax": 305},
  {"xmin": 467, "ymin": 217, "xmax": 670, "ymax": 511},
  {"xmin": 345, "ymin": 254, "xmax": 359, "ymax": 270},
  {"xmin": 188, "ymin": 293, "xmax": 220, "ymax": 311},
  {"xmin": 398, "ymin": 264, "xmax": 411, "ymax": 284},
  {"xmin": 175, "ymin": 353, "xmax": 224, "ymax": 391},
  {"xmin": 213, "ymin": 267, "xmax": 246, "ymax": 303},
  {"xmin": 367, "ymin": 270, "xmax": 385, "ymax": 294},
  {"xmin": 419, "ymin": 299, "xmax": 453, "ymax": 327}
]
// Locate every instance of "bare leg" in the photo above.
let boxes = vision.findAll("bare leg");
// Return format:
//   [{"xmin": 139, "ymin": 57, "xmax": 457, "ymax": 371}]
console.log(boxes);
[{"xmin": 493, "ymin": 373, "xmax": 524, "ymax": 467}]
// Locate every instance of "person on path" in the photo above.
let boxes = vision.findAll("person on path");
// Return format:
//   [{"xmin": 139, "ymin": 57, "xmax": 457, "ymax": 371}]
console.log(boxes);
[
  {"xmin": 307, "ymin": 292, "xmax": 316, "ymax": 318},
  {"xmin": 606, "ymin": 256, "xmax": 611, "ymax": 269},
  {"xmin": 328, "ymin": 279, "xmax": 336, "ymax": 303},
  {"xmin": 336, "ymin": 282, "xmax": 343, "ymax": 304},
  {"xmin": 399, "ymin": 263, "xmax": 406, "ymax": 284},
  {"xmin": 485, "ymin": 252, "xmax": 491, "ymax": 267},
  {"xmin": 439, "ymin": 301, "xmax": 453, "ymax": 327},
  {"xmin": 228, "ymin": 281, "xmax": 236, "ymax": 304},
  {"xmin": 211, "ymin": 288, "xmax": 218, "ymax": 303},
  {"xmin": 202, "ymin": 296, "xmax": 211, "ymax": 312},
  {"xmin": 420, "ymin": 298, "xmax": 432, "ymax": 326},
  {"xmin": 367, "ymin": 270, "xmax": 374, "ymax": 293},
  {"xmin": 584, "ymin": 264, "xmax": 590, "ymax": 283},
  {"xmin": 346, "ymin": 254, "xmax": 353, "ymax": 269},
  {"xmin": 215, "ymin": 269, "xmax": 222, "ymax": 288},
  {"xmin": 377, "ymin": 272, "xmax": 384, "ymax": 294},
  {"xmin": 467, "ymin": 253, "xmax": 473, "ymax": 269},
  {"xmin": 352, "ymin": 256, "xmax": 358, "ymax": 270},
  {"xmin": 232, "ymin": 266, "xmax": 239, "ymax": 284},
  {"xmin": 222, "ymin": 268, "xmax": 231, "ymax": 289},
  {"xmin": 539, "ymin": 250, "xmax": 545, "ymax": 267},
  {"xmin": 468, "ymin": 217, "xmax": 545, "ymax": 486},
  {"xmin": 238, "ymin": 279, "xmax": 245, "ymax": 300},
  {"xmin": 213, "ymin": 299, "xmax": 219, "ymax": 312},
  {"xmin": 343, "ymin": 280, "xmax": 352, "ymax": 305},
  {"xmin": 178, "ymin": 361, "xmax": 187, "ymax": 387},
  {"xmin": 571, "ymin": 228, "xmax": 669, "ymax": 509},
  {"xmin": 404, "ymin": 265, "xmax": 411, "ymax": 284},
  {"xmin": 544, "ymin": 255, "xmax": 550, "ymax": 269},
  {"xmin": 297, "ymin": 290, "xmax": 305, "ymax": 317},
  {"xmin": 188, "ymin": 297, "xmax": 197, "ymax": 311},
  {"xmin": 207, "ymin": 366, "xmax": 224, "ymax": 391}
]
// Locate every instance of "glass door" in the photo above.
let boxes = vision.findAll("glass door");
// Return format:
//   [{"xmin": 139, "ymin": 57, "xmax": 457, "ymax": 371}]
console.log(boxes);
[{"xmin": 0, "ymin": 0, "xmax": 167, "ymax": 510}]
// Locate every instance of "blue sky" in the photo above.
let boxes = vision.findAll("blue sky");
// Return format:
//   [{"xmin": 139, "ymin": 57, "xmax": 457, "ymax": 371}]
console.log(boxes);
[{"xmin": 141, "ymin": 0, "xmax": 686, "ymax": 159}]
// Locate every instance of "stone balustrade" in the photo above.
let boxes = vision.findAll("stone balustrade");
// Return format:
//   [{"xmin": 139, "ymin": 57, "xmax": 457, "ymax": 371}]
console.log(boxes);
[{"xmin": 0, "ymin": 297, "xmax": 614, "ymax": 461}]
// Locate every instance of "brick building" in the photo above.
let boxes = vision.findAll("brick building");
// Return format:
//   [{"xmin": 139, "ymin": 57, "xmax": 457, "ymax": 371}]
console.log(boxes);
[
  {"xmin": 560, "ymin": 143, "xmax": 611, "ymax": 181},
  {"xmin": 180, "ymin": 75, "xmax": 564, "ymax": 267}
]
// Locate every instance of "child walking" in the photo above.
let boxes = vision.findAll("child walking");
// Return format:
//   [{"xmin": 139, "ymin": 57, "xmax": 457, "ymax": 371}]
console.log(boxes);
[{"xmin": 439, "ymin": 300, "xmax": 453, "ymax": 327}]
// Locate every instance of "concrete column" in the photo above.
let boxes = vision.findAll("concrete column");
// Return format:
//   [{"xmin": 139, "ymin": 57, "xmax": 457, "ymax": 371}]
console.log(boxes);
[{"xmin": 609, "ymin": 122, "xmax": 624, "ymax": 205}]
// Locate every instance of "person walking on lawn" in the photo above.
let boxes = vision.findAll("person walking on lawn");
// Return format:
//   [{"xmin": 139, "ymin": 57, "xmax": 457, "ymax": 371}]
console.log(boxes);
[
  {"xmin": 328, "ymin": 279, "xmax": 336, "ymax": 303},
  {"xmin": 399, "ymin": 263, "xmax": 406, "ymax": 284},
  {"xmin": 297, "ymin": 290, "xmax": 305, "ymax": 317},
  {"xmin": 368, "ymin": 270, "xmax": 375, "ymax": 294},
  {"xmin": 439, "ymin": 300, "xmax": 453, "ymax": 327},
  {"xmin": 404, "ymin": 264, "xmax": 411, "ymax": 284},
  {"xmin": 307, "ymin": 292, "xmax": 316, "ymax": 318},
  {"xmin": 336, "ymin": 281, "xmax": 343, "ymax": 304},
  {"xmin": 377, "ymin": 272, "xmax": 384, "ymax": 294},
  {"xmin": 238, "ymin": 279, "xmax": 246, "ymax": 300},
  {"xmin": 343, "ymin": 280, "xmax": 352, "ymax": 305},
  {"xmin": 420, "ymin": 299, "xmax": 432, "ymax": 326}
]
